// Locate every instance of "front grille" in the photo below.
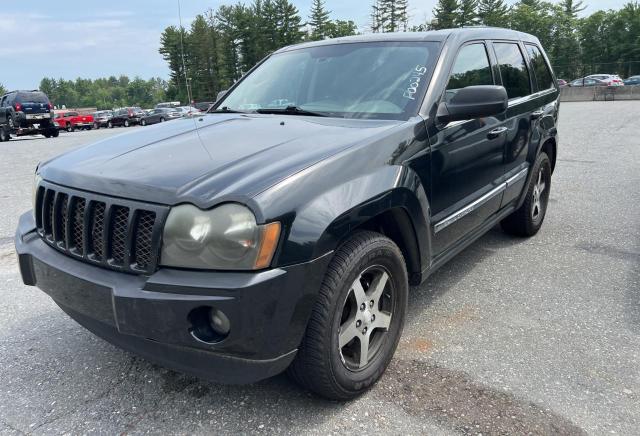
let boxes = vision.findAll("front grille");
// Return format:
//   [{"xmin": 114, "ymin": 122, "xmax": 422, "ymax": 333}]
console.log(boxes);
[{"xmin": 35, "ymin": 182, "xmax": 168, "ymax": 274}]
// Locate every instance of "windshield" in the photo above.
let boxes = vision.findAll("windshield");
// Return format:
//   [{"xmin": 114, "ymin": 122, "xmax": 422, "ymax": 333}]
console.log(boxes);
[{"xmin": 217, "ymin": 41, "xmax": 438, "ymax": 120}]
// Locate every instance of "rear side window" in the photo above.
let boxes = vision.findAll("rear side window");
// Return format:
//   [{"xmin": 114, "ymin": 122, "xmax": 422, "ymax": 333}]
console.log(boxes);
[
  {"xmin": 525, "ymin": 44, "xmax": 555, "ymax": 91},
  {"xmin": 16, "ymin": 92, "xmax": 49, "ymax": 104},
  {"xmin": 445, "ymin": 43, "xmax": 493, "ymax": 102},
  {"xmin": 493, "ymin": 42, "xmax": 531, "ymax": 99}
]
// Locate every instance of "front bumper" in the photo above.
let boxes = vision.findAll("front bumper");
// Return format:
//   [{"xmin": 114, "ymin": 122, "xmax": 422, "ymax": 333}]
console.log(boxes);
[{"xmin": 15, "ymin": 212, "xmax": 330, "ymax": 384}]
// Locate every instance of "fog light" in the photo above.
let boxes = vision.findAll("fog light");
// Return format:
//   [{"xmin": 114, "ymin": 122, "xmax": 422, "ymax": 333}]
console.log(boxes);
[
  {"xmin": 188, "ymin": 306, "xmax": 230, "ymax": 344},
  {"xmin": 209, "ymin": 307, "xmax": 230, "ymax": 336}
]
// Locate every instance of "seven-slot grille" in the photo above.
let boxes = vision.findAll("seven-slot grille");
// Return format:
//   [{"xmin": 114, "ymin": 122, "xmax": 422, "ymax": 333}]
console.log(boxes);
[{"xmin": 35, "ymin": 182, "xmax": 168, "ymax": 274}]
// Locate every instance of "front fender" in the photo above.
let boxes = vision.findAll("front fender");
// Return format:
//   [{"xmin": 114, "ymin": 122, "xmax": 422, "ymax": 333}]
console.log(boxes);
[{"xmin": 268, "ymin": 164, "xmax": 431, "ymax": 273}]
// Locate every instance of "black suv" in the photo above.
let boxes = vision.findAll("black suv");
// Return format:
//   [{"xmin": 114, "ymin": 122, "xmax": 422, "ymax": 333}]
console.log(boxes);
[
  {"xmin": 16, "ymin": 28, "xmax": 559, "ymax": 400},
  {"xmin": 0, "ymin": 90, "xmax": 58, "ymax": 138}
]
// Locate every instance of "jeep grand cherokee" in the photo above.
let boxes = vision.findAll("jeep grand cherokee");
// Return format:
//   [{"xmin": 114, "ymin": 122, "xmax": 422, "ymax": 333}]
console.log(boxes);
[{"xmin": 16, "ymin": 28, "xmax": 559, "ymax": 400}]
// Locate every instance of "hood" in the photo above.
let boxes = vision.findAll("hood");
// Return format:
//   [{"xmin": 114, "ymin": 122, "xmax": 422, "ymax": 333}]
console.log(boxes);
[{"xmin": 40, "ymin": 114, "xmax": 400, "ymax": 208}]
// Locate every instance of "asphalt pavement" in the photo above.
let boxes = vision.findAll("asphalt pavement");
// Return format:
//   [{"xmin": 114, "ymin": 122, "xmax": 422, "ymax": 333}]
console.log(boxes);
[{"xmin": 0, "ymin": 104, "xmax": 638, "ymax": 435}]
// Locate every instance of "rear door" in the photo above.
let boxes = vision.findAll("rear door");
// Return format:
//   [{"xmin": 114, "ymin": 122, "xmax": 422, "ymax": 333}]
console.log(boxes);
[{"xmin": 489, "ymin": 41, "xmax": 536, "ymax": 208}]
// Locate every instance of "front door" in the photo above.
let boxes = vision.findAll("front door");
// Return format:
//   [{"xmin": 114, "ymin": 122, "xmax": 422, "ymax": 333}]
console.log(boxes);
[{"xmin": 429, "ymin": 41, "xmax": 509, "ymax": 256}]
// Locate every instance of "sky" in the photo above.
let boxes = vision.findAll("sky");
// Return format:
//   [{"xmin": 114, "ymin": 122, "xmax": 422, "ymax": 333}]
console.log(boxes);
[{"xmin": 0, "ymin": 0, "xmax": 630, "ymax": 90}]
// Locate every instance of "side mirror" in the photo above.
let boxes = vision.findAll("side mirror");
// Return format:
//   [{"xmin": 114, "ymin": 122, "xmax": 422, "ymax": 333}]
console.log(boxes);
[
  {"xmin": 216, "ymin": 90, "xmax": 228, "ymax": 102},
  {"xmin": 437, "ymin": 85, "xmax": 508, "ymax": 125}
]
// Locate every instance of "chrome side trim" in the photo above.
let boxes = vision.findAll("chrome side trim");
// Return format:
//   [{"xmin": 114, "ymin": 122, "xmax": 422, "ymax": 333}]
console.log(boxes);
[
  {"xmin": 434, "ymin": 184, "xmax": 507, "ymax": 234},
  {"xmin": 434, "ymin": 167, "xmax": 529, "ymax": 234},
  {"xmin": 506, "ymin": 167, "xmax": 528, "ymax": 187}
]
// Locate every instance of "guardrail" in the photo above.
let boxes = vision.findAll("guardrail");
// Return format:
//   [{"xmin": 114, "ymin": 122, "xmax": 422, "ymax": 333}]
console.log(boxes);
[{"xmin": 559, "ymin": 86, "xmax": 640, "ymax": 102}]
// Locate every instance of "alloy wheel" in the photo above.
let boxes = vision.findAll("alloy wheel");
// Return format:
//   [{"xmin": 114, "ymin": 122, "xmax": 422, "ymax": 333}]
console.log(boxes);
[
  {"xmin": 531, "ymin": 167, "xmax": 547, "ymax": 221},
  {"xmin": 338, "ymin": 265, "xmax": 394, "ymax": 371}
]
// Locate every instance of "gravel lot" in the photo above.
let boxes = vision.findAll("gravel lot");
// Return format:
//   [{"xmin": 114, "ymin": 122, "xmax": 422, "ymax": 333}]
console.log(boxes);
[{"xmin": 1, "ymin": 103, "xmax": 639, "ymax": 435}]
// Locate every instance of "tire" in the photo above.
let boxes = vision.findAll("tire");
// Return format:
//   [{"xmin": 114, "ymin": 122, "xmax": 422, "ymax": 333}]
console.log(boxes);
[
  {"xmin": 124, "ymin": 120, "xmax": 130, "ymax": 127},
  {"xmin": 93, "ymin": 122, "xmax": 99, "ymax": 130},
  {"xmin": 7, "ymin": 116, "xmax": 15, "ymax": 129},
  {"xmin": 43, "ymin": 132, "xmax": 51, "ymax": 138},
  {"xmin": 159, "ymin": 117, "xmax": 165, "ymax": 123},
  {"xmin": 141, "ymin": 119, "xmax": 146, "ymax": 126},
  {"xmin": 51, "ymin": 129, "xmax": 59, "ymax": 138},
  {"xmin": 0, "ymin": 127, "xmax": 8, "ymax": 142},
  {"xmin": 501, "ymin": 152, "xmax": 552, "ymax": 237},
  {"xmin": 108, "ymin": 121, "xmax": 113, "ymax": 128},
  {"xmin": 66, "ymin": 123, "xmax": 74, "ymax": 133},
  {"xmin": 288, "ymin": 231, "xmax": 408, "ymax": 400}
]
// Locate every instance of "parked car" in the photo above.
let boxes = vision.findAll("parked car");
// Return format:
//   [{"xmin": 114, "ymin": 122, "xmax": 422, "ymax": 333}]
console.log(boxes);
[
  {"xmin": 17, "ymin": 28, "xmax": 559, "ymax": 400},
  {"xmin": 585, "ymin": 74, "xmax": 624, "ymax": 86},
  {"xmin": 569, "ymin": 77, "xmax": 608, "ymax": 87},
  {"xmin": 557, "ymin": 79, "xmax": 568, "ymax": 87},
  {"xmin": 53, "ymin": 111, "xmax": 94, "ymax": 132},
  {"xmin": 92, "ymin": 111, "xmax": 113, "ymax": 129},
  {"xmin": 156, "ymin": 101, "xmax": 181, "ymax": 109},
  {"xmin": 194, "ymin": 101, "xmax": 214, "ymax": 112},
  {"xmin": 108, "ymin": 107, "xmax": 145, "ymax": 127},
  {"xmin": 623, "ymin": 75, "xmax": 640, "ymax": 86},
  {"xmin": 140, "ymin": 108, "xmax": 182, "ymax": 126},
  {"xmin": 0, "ymin": 90, "xmax": 58, "ymax": 138},
  {"xmin": 175, "ymin": 106, "xmax": 199, "ymax": 116}
]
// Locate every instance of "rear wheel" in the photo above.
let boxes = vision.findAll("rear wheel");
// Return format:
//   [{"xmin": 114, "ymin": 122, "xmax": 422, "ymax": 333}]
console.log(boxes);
[
  {"xmin": 141, "ymin": 119, "xmax": 147, "ymax": 126},
  {"xmin": 501, "ymin": 152, "xmax": 552, "ymax": 237},
  {"xmin": 66, "ymin": 123, "xmax": 74, "ymax": 132},
  {"xmin": 288, "ymin": 231, "xmax": 408, "ymax": 400},
  {"xmin": 0, "ymin": 127, "xmax": 9, "ymax": 142},
  {"xmin": 124, "ymin": 119, "xmax": 130, "ymax": 127},
  {"xmin": 51, "ymin": 128, "xmax": 59, "ymax": 138},
  {"xmin": 159, "ymin": 117, "xmax": 165, "ymax": 123},
  {"xmin": 93, "ymin": 122, "xmax": 99, "ymax": 129},
  {"xmin": 108, "ymin": 121, "xmax": 113, "ymax": 128}
]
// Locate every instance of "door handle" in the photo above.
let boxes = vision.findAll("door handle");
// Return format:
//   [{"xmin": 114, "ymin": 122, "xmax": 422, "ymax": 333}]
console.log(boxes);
[
  {"xmin": 487, "ymin": 126, "xmax": 508, "ymax": 139},
  {"xmin": 531, "ymin": 110, "xmax": 544, "ymax": 119}
]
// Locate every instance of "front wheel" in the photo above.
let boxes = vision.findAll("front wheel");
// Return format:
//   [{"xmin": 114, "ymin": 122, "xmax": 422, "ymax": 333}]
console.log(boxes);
[
  {"xmin": 66, "ymin": 123, "xmax": 74, "ymax": 132},
  {"xmin": 124, "ymin": 120, "xmax": 130, "ymax": 127},
  {"xmin": 108, "ymin": 121, "xmax": 113, "ymax": 128},
  {"xmin": 93, "ymin": 122, "xmax": 99, "ymax": 129},
  {"xmin": 501, "ymin": 152, "xmax": 552, "ymax": 237},
  {"xmin": 0, "ymin": 127, "xmax": 9, "ymax": 142},
  {"xmin": 141, "ymin": 119, "xmax": 146, "ymax": 126},
  {"xmin": 288, "ymin": 231, "xmax": 408, "ymax": 400}
]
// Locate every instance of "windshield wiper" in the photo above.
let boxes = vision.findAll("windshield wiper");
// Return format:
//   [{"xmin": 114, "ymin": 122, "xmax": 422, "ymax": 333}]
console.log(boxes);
[
  {"xmin": 255, "ymin": 105, "xmax": 327, "ymax": 117},
  {"xmin": 210, "ymin": 106, "xmax": 249, "ymax": 114}
]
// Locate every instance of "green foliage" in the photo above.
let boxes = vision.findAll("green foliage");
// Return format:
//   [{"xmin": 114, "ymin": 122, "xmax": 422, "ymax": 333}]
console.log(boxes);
[
  {"xmin": 309, "ymin": 0, "xmax": 332, "ymax": 40},
  {"xmin": 478, "ymin": 0, "xmax": 509, "ymax": 27},
  {"xmin": 456, "ymin": 0, "xmax": 479, "ymax": 26},
  {"xmin": 39, "ymin": 76, "xmax": 168, "ymax": 110},
  {"xmin": 371, "ymin": 0, "xmax": 409, "ymax": 32},
  {"xmin": 0, "ymin": 83, "xmax": 7, "ymax": 96},
  {"xmin": 432, "ymin": 0, "xmax": 460, "ymax": 29}
]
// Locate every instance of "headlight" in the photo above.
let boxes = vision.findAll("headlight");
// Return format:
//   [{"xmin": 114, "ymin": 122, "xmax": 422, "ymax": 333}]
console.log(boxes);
[{"xmin": 161, "ymin": 203, "xmax": 281, "ymax": 270}]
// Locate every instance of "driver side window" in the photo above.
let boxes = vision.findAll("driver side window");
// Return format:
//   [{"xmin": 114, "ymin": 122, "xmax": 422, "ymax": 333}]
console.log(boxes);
[{"xmin": 445, "ymin": 43, "xmax": 494, "ymax": 103}]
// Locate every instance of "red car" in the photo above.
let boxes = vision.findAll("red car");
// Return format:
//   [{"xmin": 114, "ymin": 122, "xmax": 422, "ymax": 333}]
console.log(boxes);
[{"xmin": 53, "ymin": 111, "xmax": 94, "ymax": 132}]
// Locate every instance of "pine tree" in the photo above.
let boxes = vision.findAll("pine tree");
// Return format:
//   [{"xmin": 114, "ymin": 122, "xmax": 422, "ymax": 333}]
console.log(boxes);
[
  {"xmin": 371, "ymin": 0, "xmax": 384, "ymax": 32},
  {"xmin": 457, "ymin": 0, "xmax": 479, "ymax": 26},
  {"xmin": 478, "ymin": 0, "xmax": 509, "ymax": 27},
  {"xmin": 432, "ymin": 0, "xmax": 460, "ymax": 29},
  {"xmin": 309, "ymin": 0, "xmax": 331, "ymax": 40},
  {"xmin": 561, "ymin": 0, "xmax": 586, "ymax": 19}
]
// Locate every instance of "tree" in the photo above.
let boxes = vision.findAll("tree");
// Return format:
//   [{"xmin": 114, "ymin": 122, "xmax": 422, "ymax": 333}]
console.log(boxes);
[
  {"xmin": 0, "ymin": 83, "xmax": 7, "ymax": 96},
  {"xmin": 457, "ymin": 0, "xmax": 479, "ymax": 26},
  {"xmin": 326, "ymin": 20, "xmax": 358, "ymax": 38},
  {"xmin": 478, "ymin": 0, "xmax": 510, "ymax": 26},
  {"xmin": 561, "ymin": 0, "xmax": 586, "ymax": 19},
  {"xmin": 508, "ymin": 1, "xmax": 555, "ymax": 51},
  {"xmin": 308, "ymin": 0, "xmax": 331, "ymax": 40},
  {"xmin": 432, "ymin": 0, "xmax": 460, "ymax": 29}
]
